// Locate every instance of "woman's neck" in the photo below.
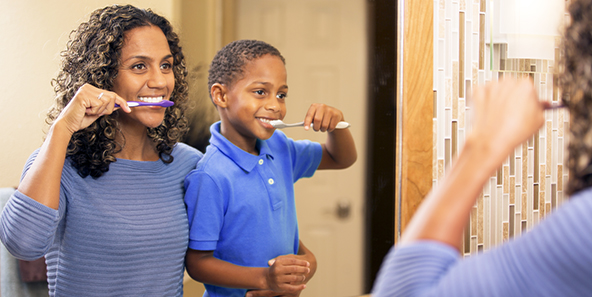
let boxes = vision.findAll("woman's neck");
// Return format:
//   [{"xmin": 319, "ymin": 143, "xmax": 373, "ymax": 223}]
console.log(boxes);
[{"xmin": 114, "ymin": 124, "xmax": 160, "ymax": 161}]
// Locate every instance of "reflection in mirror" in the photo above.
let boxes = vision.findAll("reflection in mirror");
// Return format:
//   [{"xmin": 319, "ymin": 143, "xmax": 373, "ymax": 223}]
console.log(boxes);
[{"xmin": 431, "ymin": 0, "xmax": 567, "ymax": 258}]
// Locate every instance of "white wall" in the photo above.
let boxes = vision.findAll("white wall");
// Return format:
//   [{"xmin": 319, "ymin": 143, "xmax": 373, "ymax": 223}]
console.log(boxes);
[{"xmin": 0, "ymin": 1, "xmax": 178, "ymax": 188}]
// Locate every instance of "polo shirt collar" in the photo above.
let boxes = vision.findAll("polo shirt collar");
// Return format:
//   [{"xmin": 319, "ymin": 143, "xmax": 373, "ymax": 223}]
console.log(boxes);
[{"xmin": 209, "ymin": 122, "xmax": 275, "ymax": 173}]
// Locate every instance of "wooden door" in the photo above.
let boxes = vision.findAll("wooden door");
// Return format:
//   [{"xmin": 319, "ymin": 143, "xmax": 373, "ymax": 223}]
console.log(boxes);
[{"xmin": 237, "ymin": 0, "xmax": 367, "ymax": 295}]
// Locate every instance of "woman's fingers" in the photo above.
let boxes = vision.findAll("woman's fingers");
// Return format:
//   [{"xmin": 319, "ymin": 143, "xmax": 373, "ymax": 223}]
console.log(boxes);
[
  {"xmin": 470, "ymin": 78, "xmax": 545, "ymax": 155},
  {"xmin": 59, "ymin": 84, "xmax": 130, "ymax": 133},
  {"xmin": 89, "ymin": 91, "xmax": 131, "ymax": 115}
]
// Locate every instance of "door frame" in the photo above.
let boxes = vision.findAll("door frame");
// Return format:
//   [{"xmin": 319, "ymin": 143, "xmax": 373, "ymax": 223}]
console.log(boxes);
[
  {"xmin": 363, "ymin": 0, "xmax": 397, "ymax": 292},
  {"xmin": 364, "ymin": 0, "xmax": 433, "ymax": 292}
]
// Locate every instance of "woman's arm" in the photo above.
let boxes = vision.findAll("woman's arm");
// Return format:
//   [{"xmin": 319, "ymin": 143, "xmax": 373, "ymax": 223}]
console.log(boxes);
[
  {"xmin": 401, "ymin": 78, "xmax": 546, "ymax": 249},
  {"xmin": 17, "ymin": 84, "xmax": 130, "ymax": 209}
]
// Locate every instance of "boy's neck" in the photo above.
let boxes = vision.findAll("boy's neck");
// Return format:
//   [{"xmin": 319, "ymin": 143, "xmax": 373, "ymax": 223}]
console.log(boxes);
[{"xmin": 219, "ymin": 122, "xmax": 259, "ymax": 155}]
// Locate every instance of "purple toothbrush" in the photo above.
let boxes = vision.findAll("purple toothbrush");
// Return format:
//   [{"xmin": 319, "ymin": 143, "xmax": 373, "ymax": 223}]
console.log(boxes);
[{"xmin": 115, "ymin": 100, "xmax": 174, "ymax": 108}]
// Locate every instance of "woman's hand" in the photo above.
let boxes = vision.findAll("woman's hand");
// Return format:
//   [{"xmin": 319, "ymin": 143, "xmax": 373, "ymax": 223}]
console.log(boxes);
[
  {"xmin": 17, "ymin": 84, "xmax": 130, "ymax": 209},
  {"xmin": 402, "ymin": 78, "xmax": 546, "ymax": 248},
  {"xmin": 56, "ymin": 83, "xmax": 131, "ymax": 135},
  {"xmin": 469, "ymin": 78, "xmax": 545, "ymax": 160}
]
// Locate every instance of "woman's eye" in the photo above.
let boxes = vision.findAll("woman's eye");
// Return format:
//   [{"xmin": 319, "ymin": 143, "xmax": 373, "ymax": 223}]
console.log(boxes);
[
  {"xmin": 161, "ymin": 62, "xmax": 172, "ymax": 70},
  {"xmin": 132, "ymin": 63, "xmax": 146, "ymax": 70}
]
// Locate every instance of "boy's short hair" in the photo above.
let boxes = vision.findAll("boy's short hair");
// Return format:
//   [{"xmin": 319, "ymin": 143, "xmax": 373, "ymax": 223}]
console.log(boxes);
[{"xmin": 208, "ymin": 39, "xmax": 286, "ymax": 98}]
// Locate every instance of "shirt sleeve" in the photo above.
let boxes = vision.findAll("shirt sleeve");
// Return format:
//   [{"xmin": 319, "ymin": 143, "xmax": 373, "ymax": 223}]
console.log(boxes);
[
  {"xmin": 371, "ymin": 193, "xmax": 592, "ymax": 297},
  {"xmin": 372, "ymin": 241, "xmax": 459, "ymax": 297},
  {"xmin": 290, "ymin": 139, "xmax": 322, "ymax": 181},
  {"xmin": 184, "ymin": 170, "xmax": 224, "ymax": 251},
  {"xmin": 0, "ymin": 150, "xmax": 61, "ymax": 260}
]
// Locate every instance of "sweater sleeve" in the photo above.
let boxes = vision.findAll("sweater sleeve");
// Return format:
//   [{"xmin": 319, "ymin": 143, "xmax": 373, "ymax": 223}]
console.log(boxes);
[
  {"xmin": 372, "ymin": 242, "xmax": 459, "ymax": 297},
  {"xmin": 0, "ymin": 150, "xmax": 61, "ymax": 260},
  {"xmin": 372, "ymin": 190, "xmax": 592, "ymax": 297},
  {"xmin": 0, "ymin": 191, "xmax": 60, "ymax": 260}
]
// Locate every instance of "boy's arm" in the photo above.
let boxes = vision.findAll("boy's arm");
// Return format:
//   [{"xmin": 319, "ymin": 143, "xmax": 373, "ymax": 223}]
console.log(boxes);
[
  {"xmin": 245, "ymin": 241, "xmax": 316, "ymax": 297},
  {"xmin": 186, "ymin": 249, "xmax": 310, "ymax": 293},
  {"xmin": 296, "ymin": 240, "xmax": 317, "ymax": 283},
  {"xmin": 301, "ymin": 103, "xmax": 357, "ymax": 170},
  {"xmin": 317, "ymin": 128, "xmax": 357, "ymax": 170}
]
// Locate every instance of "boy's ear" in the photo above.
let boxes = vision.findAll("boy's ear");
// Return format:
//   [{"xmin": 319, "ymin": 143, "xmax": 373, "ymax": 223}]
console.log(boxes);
[{"xmin": 211, "ymin": 83, "xmax": 228, "ymax": 108}]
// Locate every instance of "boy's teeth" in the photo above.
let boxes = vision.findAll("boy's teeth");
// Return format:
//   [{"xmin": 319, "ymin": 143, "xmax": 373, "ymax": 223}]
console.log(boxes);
[
  {"xmin": 258, "ymin": 118, "xmax": 270, "ymax": 123},
  {"xmin": 138, "ymin": 96, "xmax": 164, "ymax": 102}
]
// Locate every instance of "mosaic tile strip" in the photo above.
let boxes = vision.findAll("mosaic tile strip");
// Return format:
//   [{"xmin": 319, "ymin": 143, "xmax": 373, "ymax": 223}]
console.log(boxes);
[{"xmin": 433, "ymin": 0, "xmax": 569, "ymax": 256}]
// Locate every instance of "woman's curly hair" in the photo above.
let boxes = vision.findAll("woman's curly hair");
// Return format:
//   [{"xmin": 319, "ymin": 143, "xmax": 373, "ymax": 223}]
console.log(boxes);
[
  {"xmin": 559, "ymin": 0, "xmax": 592, "ymax": 195},
  {"xmin": 207, "ymin": 39, "xmax": 285, "ymax": 99},
  {"xmin": 47, "ymin": 5, "xmax": 189, "ymax": 178}
]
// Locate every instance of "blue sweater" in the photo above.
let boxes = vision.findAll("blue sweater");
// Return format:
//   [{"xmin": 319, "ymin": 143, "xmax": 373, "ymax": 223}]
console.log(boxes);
[
  {"xmin": 0, "ymin": 143, "xmax": 202, "ymax": 297},
  {"xmin": 372, "ymin": 187, "xmax": 592, "ymax": 297}
]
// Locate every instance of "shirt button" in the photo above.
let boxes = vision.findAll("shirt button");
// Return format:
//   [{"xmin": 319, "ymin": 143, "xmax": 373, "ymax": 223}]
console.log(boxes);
[
  {"xmin": 259, "ymin": 159, "xmax": 264, "ymax": 165},
  {"xmin": 268, "ymin": 178, "xmax": 274, "ymax": 185}
]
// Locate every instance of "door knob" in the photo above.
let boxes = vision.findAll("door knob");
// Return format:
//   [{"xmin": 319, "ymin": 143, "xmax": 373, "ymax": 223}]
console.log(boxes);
[{"xmin": 336, "ymin": 200, "xmax": 351, "ymax": 219}]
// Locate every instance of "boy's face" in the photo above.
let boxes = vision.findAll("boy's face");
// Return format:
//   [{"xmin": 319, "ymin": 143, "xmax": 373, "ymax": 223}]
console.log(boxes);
[{"xmin": 219, "ymin": 54, "xmax": 288, "ymax": 151}]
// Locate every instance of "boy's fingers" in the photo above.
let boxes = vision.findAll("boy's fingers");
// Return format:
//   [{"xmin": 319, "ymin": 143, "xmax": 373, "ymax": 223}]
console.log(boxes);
[
  {"xmin": 245, "ymin": 289, "xmax": 280, "ymax": 297},
  {"xmin": 275, "ymin": 265, "xmax": 310, "ymax": 277},
  {"xmin": 274, "ymin": 256, "xmax": 310, "ymax": 267}
]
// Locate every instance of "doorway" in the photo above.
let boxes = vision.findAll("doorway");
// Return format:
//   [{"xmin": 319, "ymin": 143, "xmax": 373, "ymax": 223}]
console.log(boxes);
[{"xmin": 236, "ymin": 0, "xmax": 367, "ymax": 296}]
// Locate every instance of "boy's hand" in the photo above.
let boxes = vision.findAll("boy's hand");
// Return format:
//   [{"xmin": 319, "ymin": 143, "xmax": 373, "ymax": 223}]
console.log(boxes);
[
  {"xmin": 246, "ymin": 289, "xmax": 301, "ymax": 297},
  {"xmin": 263, "ymin": 255, "xmax": 310, "ymax": 294},
  {"xmin": 303, "ymin": 103, "xmax": 345, "ymax": 132},
  {"xmin": 246, "ymin": 255, "xmax": 309, "ymax": 297}
]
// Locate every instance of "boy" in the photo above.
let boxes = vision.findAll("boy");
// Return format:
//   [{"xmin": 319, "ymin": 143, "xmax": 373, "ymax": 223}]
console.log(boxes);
[{"xmin": 184, "ymin": 40, "xmax": 357, "ymax": 297}]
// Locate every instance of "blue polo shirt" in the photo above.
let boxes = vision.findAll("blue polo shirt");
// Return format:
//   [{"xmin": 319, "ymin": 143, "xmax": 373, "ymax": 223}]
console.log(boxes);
[{"xmin": 184, "ymin": 121, "xmax": 322, "ymax": 297}]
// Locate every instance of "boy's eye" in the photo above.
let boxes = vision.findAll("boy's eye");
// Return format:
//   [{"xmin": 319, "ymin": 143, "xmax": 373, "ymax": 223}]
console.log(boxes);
[
  {"xmin": 276, "ymin": 93, "xmax": 287, "ymax": 100},
  {"xmin": 255, "ymin": 90, "xmax": 265, "ymax": 96}
]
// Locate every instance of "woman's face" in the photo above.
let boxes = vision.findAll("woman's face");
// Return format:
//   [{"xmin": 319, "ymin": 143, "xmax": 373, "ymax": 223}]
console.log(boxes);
[{"xmin": 113, "ymin": 24, "xmax": 175, "ymax": 130}]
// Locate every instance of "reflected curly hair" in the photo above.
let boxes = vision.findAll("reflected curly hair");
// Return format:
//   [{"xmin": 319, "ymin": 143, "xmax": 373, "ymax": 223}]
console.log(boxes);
[
  {"xmin": 559, "ymin": 0, "xmax": 592, "ymax": 195},
  {"xmin": 207, "ymin": 39, "xmax": 285, "ymax": 99},
  {"xmin": 48, "ymin": 5, "xmax": 189, "ymax": 178}
]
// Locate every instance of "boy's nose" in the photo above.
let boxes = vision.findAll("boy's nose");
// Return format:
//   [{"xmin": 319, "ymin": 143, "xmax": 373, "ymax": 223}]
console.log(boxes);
[{"xmin": 265, "ymin": 97, "xmax": 280, "ymax": 111}]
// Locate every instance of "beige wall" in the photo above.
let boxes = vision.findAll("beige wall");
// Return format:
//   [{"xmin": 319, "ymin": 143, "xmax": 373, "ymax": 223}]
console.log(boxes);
[
  {"xmin": 0, "ymin": 1, "xmax": 216, "ymax": 295},
  {"xmin": 0, "ymin": 1, "xmax": 178, "ymax": 188}
]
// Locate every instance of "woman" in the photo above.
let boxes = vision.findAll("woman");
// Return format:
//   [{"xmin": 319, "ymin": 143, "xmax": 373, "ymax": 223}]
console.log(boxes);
[
  {"xmin": 372, "ymin": 0, "xmax": 592, "ymax": 296},
  {"xmin": 0, "ymin": 5, "xmax": 202, "ymax": 296}
]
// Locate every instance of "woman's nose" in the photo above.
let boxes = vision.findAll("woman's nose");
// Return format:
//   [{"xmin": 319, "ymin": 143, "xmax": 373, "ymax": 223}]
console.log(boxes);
[{"xmin": 147, "ymin": 69, "xmax": 167, "ymax": 89}]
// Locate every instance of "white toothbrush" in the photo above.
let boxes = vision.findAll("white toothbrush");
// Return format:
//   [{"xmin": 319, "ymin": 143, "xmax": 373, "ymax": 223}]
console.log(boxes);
[{"xmin": 269, "ymin": 120, "xmax": 351, "ymax": 129}]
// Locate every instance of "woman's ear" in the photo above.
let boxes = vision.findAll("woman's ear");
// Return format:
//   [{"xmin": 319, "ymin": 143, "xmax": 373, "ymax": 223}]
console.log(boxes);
[{"xmin": 211, "ymin": 83, "xmax": 228, "ymax": 108}]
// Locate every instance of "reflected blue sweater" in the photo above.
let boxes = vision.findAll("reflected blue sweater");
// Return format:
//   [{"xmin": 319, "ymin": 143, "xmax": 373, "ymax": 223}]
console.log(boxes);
[
  {"xmin": 372, "ymin": 187, "xmax": 592, "ymax": 297},
  {"xmin": 0, "ymin": 143, "xmax": 202, "ymax": 297}
]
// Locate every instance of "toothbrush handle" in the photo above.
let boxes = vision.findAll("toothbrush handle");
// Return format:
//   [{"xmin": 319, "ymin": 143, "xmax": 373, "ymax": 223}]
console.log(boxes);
[
  {"xmin": 335, "ymin": 121, "xmax": 351, "ymax": 129},
  {"xmin": 308, "ymin": 121, "xmax": 351, "ymax": 129},
  {"xmin": 114, "ymin": 100, "xmax": 174, "ymax": 108}
]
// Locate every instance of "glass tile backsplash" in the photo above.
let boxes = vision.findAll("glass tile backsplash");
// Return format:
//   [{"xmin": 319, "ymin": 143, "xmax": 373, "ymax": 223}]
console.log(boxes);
[{"xmin": 433, "ymin": 0, "xmax": 569, "ymax": 255}]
